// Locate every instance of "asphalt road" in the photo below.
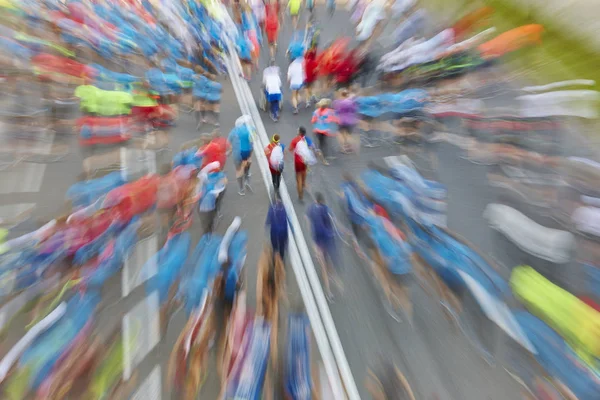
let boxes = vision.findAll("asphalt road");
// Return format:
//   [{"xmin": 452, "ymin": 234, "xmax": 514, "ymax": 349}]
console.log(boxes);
[{"xmin": 237, "ymin": 5, "xmax": 527, "ymax": 400}]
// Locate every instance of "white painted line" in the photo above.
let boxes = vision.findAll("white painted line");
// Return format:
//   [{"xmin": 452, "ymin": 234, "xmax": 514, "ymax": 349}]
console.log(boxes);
[
  {"xmin": 0, "ymin": 163, "xmax": 46, "ymax": 194},
  {"xmin": 0, "ymin": 203, "xmax": 35, "ymax": 222},
  {"xmin": 122, "ymin": 291, "xmax": 160, "ymax": 381},
  {"xmin": 226, "ymin": 42, "xmax": 360, "ymax": 400},
  {"xmin": 122, "ymin": 235, "xmax": 159, "ymax": 298},
  {"xmin": 131, "ymin": 365, "xmax": 161, "ymax": 400}
]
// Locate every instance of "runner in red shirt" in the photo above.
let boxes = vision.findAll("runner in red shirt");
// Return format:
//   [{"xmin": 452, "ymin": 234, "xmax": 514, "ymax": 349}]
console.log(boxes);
[
  {"xmin": 334, "ymin": 49, "xmax": 358, "ymax": 90},
  {"xmin": 197, "ymin": 130, "xmax": 230, "ymax": 171},
  {"xmin": 265, "ymin": 1, "xmax": 280, "ymax": 59},
  {"xmin": 288, "ymin": 127, "xmax": 314, "ymax": 202},
  {"xmin": 264, "ymin": 134, "xmax": 285, "ymax": 191},
  {"xmin": 304, "ymin": 47, "xmax": 319, "ymax": 106}
]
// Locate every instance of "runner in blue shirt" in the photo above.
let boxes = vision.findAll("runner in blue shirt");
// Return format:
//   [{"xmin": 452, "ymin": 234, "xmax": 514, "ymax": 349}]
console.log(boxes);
[
  {"xmin": 287, "ymin": 30, "xmax": 305, "ymax": 63},
  {"xmin": 306, "ymin": 192, "xmax": 341, "ymax": 300},
  {"xmin": 228, "ymin": 117, "xmax": 254, "ymax": 195},
  {"xmin": 266, "ymin": 193, "xmax": 288, "ymax": 260}
]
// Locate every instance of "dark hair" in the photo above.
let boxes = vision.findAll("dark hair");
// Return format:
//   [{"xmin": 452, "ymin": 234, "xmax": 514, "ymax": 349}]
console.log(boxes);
[
  {"xmin": 298, "ymin": 126, "xmax": 306, "ymax": 136},
  {"xmin": 270, "ymin": 59, "xmax": 276, "ymax": 67},
  {"xmin": 315, "ymin": 192, "xmax": 325, "ymax": 204}
]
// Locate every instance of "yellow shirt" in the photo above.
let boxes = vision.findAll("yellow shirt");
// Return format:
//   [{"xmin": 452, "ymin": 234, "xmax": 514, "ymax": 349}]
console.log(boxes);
[{"xmin": 288, "ymin": 0, "xmax": 301, "ymax": 15}]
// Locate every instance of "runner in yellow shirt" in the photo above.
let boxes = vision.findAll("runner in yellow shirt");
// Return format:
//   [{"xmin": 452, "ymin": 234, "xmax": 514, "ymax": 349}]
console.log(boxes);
[{"xmin": 288, "ymin": 0, "xmax": 301, "ymax": 29}]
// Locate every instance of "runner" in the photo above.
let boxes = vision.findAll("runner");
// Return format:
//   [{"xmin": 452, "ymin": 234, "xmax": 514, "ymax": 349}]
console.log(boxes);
[
  {"xmin": 264, "ymin": 134, "xmax": 285, "ymax": 190},
  {"xmin": 228, "ymin": 117, "xmax": 254, "ymax": 195},
  {"xmin": 288, "ymin": 0, "xmax": 301, "ymax": 29},
  {"xmin": 262, "ymin": 60, "xmax": 283, "ymax": 121},
  {"xmin": 304, "ymin": 14, "xmax": 321, "ymax": 51},
  {"xmin": 192, "ymin": 74, "xmax": 222, "ymax": 129},
  {"xmin": 311, "ymin": 99, "xmax": 338, "ymax": 165},
  {"xmin": 237, "ymin": 31, "xmax": 254, "ymax": 81},
  {"xmin": 366, "ymin": 359, "xmax": 416, "ymax": 400},
  {"xmin": 333, "ymin": 89, "xmax": 359, "ymax": 154},
  {"xmin": 306, "ymin": 0, "xmax": 315, "ymax": 15},
  {"xmin": 232, "ymin": 0, "xmax": 243, "ymax": 26},
  {"xmin": 197, "ymin": 129, "xmax": 230, "ymax": 171},
  {"xmin": 333, "ymin": 48, "xmax": 359, "ymax": 90},
  {"xmin": 287, "ymin": 30, "xmax": 305, "ymax": 63},
  {"xmin": 327, "ymin": 0, "xmax": 336, "ymax": 17},
  {"xmin": 287, "ymin": 54, "xmax": 306, "ymax": 114},
  {"xmin": 250, "ymin": 0, "xmax": 266, "ymax": 33},
  {"xmin": 266, "ymin": 192, "xmax": 288, "ymax": 260},
  {"xmin": 289, "ymin": 126, "xmax": 316, "ymax": 202},
  {"xmin": 306, "ymin": 192, "xmax": 341, "ymax": 300},
  {"xmin": 265, "ymin": 0, "xmax": 280, "ymax": 59},
  {"xmin": 304, "ymin": 45, "xmax": 320, "ymax": 105}
]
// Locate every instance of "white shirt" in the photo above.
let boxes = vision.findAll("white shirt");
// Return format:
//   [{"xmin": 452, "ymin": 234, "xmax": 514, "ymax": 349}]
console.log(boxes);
[
  {"xmin": 287, "ymin": 58, "xmax": 306, "ymax": 88},
  {"xmin": 263, "ymin": 66, "xmax": 282, "ymax": 94}
]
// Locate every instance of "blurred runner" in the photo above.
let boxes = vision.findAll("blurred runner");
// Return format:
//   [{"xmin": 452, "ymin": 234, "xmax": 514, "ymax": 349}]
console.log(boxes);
[
  {"xmin": 232, "ymin": 0, "xmax": 243, "ymax": 25},
  {"xmin": 366, "ymin": 359, "xmax": 416, "ymax": 400},
  {"xmin": 251, "ymin": 0, "xmax": 267, "ymax": 32},
  {"xmin": 287, "ymin": 54, "xmax": 306, "ymax": 114},
  {"xmin": 334, "ymin": 48, "xmax": 359, "ymax": 90},
  {"xmin": 333, "ymin": 89, "xmax": 359, "ymax": 154},
  {"xmin": 355, "ymin": 45, "xmax": 380, "ymax": 87},
  {"xmin": 265, "ymin": 0, "xmax": 280, "ymax": 59},
  {"xmin": 262, "ymin": 60, "xmax": 283, "ymax": 121},
  {"xmin": 237, "ymin": 31, "xmax": 254, "ymax": 81},
  {"xmin": 266, "ymin": 192, "xmax": 288, "ymax": 260},
  {"xmin": 311, "ymin": 98, "xmax": 338, "ymax": 165},
  {"xmin": 228, "ymin": 118, "xmax": 254, "ymax": 195},
  {"xmin": 287, "ymin": 30, "xmax": 306, "ymax": 63},
  {"xmin": 304, "ymin": 14, "xmax": 321, "ymax": 51},
  {"xmin": 306, "ymin": 0, "xmax": 315, "ymax": 15},
  {"xmin": 198, "ymin": 129, "xmax": 230, "ymax": 171},
  {"xmin": 306, "ymin": 192, "xmax": 341, "ymax": 300},
  {"xmin": 327, "ymin": 0, "xmax": 336, "ymax": 17},
  {"xmin": 265, "ymin": 134, "xmax": 285, "ymax": 190},
  {"xmin": 289, "ymin": 126, "xmax": 316, "ymax": 202},
  {"xmin": 288, "ymin": 0, "xmax": 301, "ymax": 29},
  {"xmin": 304, "ymin": 45, "xmax": 320, "ymax": 104}
]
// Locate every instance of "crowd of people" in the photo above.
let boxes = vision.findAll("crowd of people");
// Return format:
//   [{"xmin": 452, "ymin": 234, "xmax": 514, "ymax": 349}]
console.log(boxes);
[{"xmin": 3, "ymin": 0, "xmax": 597, "ymax": 399}]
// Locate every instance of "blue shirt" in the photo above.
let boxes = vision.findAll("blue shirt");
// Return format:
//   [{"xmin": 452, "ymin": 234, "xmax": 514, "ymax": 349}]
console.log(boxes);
[
  {"xmin": 307, "ymin": 203, "xmax": 335, "ymax": 243},
  {"xmin": 267, "ymin": 202, "xmax": 288, "ymax": 239},
  {"xmin": 229, "ymin": 125, "xmax": 253, "ymax": 153},
  {"xmin": 288, "ymin": 40, "xmax": 305, "ymax": 61}
]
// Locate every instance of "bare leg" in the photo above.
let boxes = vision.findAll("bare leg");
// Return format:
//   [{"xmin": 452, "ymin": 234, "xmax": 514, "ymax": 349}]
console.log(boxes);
[{"xmin": 291, "ymin": 90, "xmax": 299, "ymax": 111}]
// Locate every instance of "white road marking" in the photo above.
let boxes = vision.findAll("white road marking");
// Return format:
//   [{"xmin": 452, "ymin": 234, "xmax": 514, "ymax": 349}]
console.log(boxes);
[
  {"xmin": 122, "ymin": 235, "xmax": 159, "ymax": 297},
  {"xmin": 131, "ymin": 365, "xmax": 162, "ymax": 400},
  {"xmin": 122, "ymin": 291, "xmax": 160, "ymax": 381},
  {"xmin": 0, "ymin": 163, "xmax": 46, "ymax": 194}
]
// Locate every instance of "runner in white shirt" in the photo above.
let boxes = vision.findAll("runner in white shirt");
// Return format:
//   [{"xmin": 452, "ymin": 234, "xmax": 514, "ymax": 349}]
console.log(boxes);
[
  {"xmin": 263, "ymin": 61, "xmax": 283, "ymax": 121},
  {"xmin": 287, "ymin": 56, "xmax": 306, "ymax": 114}
]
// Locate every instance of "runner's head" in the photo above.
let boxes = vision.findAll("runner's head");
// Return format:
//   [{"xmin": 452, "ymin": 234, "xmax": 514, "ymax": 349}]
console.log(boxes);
[
  {"xmin": 212, "ymin": 129, "xmax": 221, "ymax": 138},
  {"xmin": 315, "ymin": 192, "xmax": 325, "ymax": 204},
  {"xmin": 298, "ymin": 126, "xmax": 306, "ymax": 137},
  {"xmin": 317, "ymin": 99, "xmax": 331, "ymax": 109}
]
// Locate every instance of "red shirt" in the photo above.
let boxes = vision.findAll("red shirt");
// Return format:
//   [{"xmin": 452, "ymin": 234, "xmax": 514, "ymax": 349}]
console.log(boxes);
[
  {"xmin": 199, "ymin": 137, "xmax": 229, "ymax": 170},
  {"xmin": 304, "ymin": 49, "xmax": 319, "ymax": 83},
  {"xmin": 265, "ymin": 7, "xmax": 279, "ymax": 42},
  {"xmin": 289, "ymin": 135, "xmax": 308, "ymax": 172},
  {"xmin": 335, "ymin": 52, "xmax": 357, "ymax": 84},
  {"xmin": 264, "ymin": 142, "xmax": 281, "ymax": 174}
]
